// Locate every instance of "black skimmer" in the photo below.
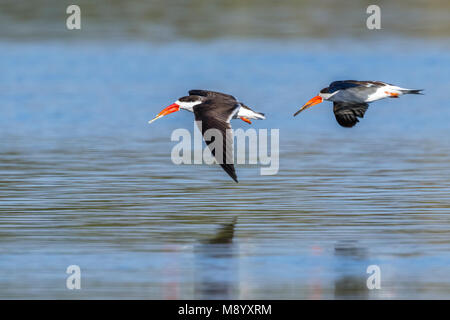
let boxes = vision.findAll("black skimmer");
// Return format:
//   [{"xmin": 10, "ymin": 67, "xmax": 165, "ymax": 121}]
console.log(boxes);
[
  {"xmin": 294, "ymin": 80, "xmax": 423, "ymax": 127},
  {"xmin": 149, "ymin": 90, "xmax": 265, "ymax": 182}
]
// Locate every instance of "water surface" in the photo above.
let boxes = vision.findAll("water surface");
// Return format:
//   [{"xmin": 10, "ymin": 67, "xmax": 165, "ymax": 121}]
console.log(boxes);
[{"xmin": 0, "ymin": 39, "xmax": 449, "ymax": 299}]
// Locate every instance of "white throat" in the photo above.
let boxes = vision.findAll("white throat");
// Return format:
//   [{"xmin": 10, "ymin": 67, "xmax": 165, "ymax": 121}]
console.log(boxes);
[{"xmin": 176, "ymin": 100, "xmax": 202, "ymax": 112}]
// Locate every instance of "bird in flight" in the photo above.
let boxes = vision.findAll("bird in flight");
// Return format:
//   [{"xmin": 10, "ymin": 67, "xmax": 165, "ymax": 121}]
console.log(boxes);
[
  {"xmin": 294, "ymin": 80, "xmax": 423, "ymax": 127},
  {"xmin": 149, "ymin": 90, "xmax": 265, "ymax": 182}
]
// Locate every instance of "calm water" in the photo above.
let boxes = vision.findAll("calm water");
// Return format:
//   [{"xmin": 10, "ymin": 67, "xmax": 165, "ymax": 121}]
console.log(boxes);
[{"xmin": 0, "ymin": 39, "xmax": 449, "ymax": 299}]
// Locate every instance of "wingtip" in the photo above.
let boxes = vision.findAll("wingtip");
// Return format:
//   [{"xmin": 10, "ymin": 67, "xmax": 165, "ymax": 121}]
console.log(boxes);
[{"xmin": 403, "ymin": 89, "xmax": 424, "ymax": 95}]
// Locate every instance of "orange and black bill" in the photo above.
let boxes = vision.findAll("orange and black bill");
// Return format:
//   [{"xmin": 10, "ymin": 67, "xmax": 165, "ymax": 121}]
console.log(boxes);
[
  {"xmin": 293, "ymin": 96, "xmax": 323, "ymax": 116},
  {"xmin": 148, "ymin": 103, "xmax": 180, "ymax": 124}
]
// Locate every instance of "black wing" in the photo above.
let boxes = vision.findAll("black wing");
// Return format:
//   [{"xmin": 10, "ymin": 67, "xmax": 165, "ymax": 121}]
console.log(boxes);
[
  {"xmin": 193, "ymin": 99, "xmax": 239, "ymax": 182},
  {"xmin": 333, "ymin": 102, "xmax": 369, "ymax": 128},
  {"xmin": 189, "ymin": 89, "xmax": 237, "ymax": 101}
]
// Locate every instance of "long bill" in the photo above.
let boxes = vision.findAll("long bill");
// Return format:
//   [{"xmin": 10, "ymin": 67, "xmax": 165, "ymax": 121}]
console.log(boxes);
[
  {"xmin": 148, "ymin": 103, "xmax": 180, "ymax": 124},
  {"xmin": 293, "ymin": 96, "xmax": 323, "ymax": 116}
]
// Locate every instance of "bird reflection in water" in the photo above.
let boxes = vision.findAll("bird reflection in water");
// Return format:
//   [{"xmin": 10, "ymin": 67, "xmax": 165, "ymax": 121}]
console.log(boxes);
[
  {"xmin": 333, "ymin": 240, "xmax": 369, "ymax": 299},
  {"xmin": 194, "ymin": 216, "xmax": 238, "ymax": 299}
]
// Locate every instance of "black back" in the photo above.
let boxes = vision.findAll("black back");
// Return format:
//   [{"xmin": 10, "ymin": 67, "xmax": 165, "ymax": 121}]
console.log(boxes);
[
  {"xmin": 328, "ymin": 81, "xmax": 362, "ymax": 93},
  {"xmin": 328, "ymin": 80, "xmax": 390, "ymax": 93},
  {"xmin": 189, "ymin": 90, "xmax": 237, "ymax": 102}
]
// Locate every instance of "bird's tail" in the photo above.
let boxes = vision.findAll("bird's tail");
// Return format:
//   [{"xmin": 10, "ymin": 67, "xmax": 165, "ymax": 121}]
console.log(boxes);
[
  {"xmin": 239, "ymin": 103, "xmax": 265, "ymax": 120},
  {"xmin": 253, "ymin": 112, "xmax": 266, "ymax": 120},
  {"xmin": 400, "ymin": 89, "xmax": 424, "ymax": 95}
]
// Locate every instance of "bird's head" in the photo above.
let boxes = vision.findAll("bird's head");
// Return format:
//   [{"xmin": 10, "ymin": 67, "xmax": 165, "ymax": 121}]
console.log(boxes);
[
  {"xmin": 149, "ymin": 95, "xmax": 206, "ymax": 124},
  {"xmin": 293, "ymin": 87, "xmax": 328, "ymax": 116}
]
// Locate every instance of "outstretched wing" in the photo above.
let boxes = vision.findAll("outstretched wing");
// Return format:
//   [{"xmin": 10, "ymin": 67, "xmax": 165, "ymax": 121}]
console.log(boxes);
[
  {"xmin": 193, "ymin": 99, "xmax": 240, "ymax": 182},
  {"xmin": 333, "ymin": 102, "xmax": 369, "ymax": 128},
  {"xmin": 189, "ymin": 89, "xmax": 237, "ymax": 101}
]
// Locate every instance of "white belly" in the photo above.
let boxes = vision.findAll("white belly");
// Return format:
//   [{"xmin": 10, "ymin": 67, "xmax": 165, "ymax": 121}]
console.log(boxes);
[{"xmin": 366, "ymin": 85, "xmax": 405, "ymax": 102}]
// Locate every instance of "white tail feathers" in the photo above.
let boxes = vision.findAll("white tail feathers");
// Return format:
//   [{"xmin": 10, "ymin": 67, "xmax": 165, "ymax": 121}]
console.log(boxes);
[
  {"xmin": 253, "ymin": 112, "xmax": 266, "ymax": 120},
  {"xmin": 236, "ymin": 106, "xmax": 265, "ymax": 120}
]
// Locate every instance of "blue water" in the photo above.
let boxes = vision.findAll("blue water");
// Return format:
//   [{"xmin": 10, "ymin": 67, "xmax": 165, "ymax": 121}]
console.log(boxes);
[{"xmin": 0, "ymin": 39, "xmax": 449, "ymax": 299}]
